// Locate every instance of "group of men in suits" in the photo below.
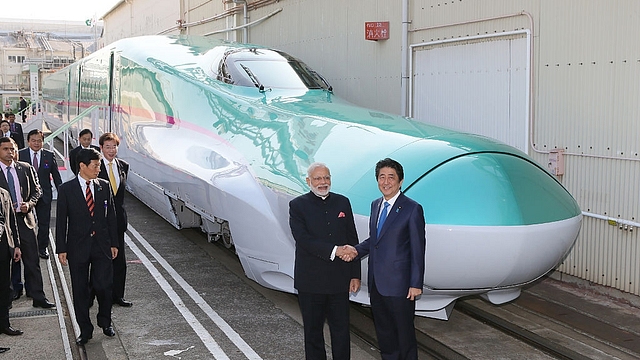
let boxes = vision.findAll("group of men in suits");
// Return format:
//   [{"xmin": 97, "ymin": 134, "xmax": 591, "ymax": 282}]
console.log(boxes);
[
  {"xmin": 289, "ymin": 158, "xmax": 426, "ymax": 360},
  {"xmin": 0, "ymin": 135, "xmax": 57, "ymax": 352},
  {"xmin": 0, "ymin": 125, "xmax": 132, "ymax": 351},
  {"xmin": 6, "ymin": 129, "xmax": 61, "ymax": 307}
]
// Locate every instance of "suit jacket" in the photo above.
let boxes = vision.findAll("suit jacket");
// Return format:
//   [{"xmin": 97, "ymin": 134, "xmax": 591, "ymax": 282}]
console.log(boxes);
[
  {"xmin": 355, "ymin": 192, "xmax": 426, "ymax": 297},
  {"xmin": 0, "ymin": 161, "xmax": 42, "ymax": 229},
  {"xmin": 19, "ymin": 148, "xmax": 62, "ymax": 204},
  {"xmin": 0, "ymin": 187, "xmax": 20, "ymax": 250},
  {"xmin": 69, "ymin": 145, "xmax": 100, "ymax": 175},
  {"xmin": 98, "ymin": 158, "xmax": 129, "ymax": 232},
  {"xmin": 55, "ymin": 177, "xmax": 118, "ymax": 263},
  {"xmin": 8, "ymin": 132, "xmax": 24, "ymax": 150},
  {"xmin": 8, "ymin": 123, "xmax": 23, "ymax": 147},
  {"xmin": 289, "ymin": 192, "xmax": 361, "ymax": 294}
]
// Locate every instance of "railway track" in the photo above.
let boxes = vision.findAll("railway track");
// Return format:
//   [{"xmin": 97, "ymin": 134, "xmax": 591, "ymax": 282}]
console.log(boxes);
[{"xmin": 212, "ymin": 237, "xmax": 640, "ymax": 359}]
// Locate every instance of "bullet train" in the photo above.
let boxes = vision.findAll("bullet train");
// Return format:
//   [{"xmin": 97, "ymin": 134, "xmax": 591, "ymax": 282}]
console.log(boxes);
[{"xmin": 42, "ymin": 35, "xmax": 582, "ymax": 319}]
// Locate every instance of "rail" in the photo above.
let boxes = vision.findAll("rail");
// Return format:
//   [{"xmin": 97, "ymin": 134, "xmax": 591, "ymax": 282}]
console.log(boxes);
[{"xmin": 43, "ymin": 105, "xmax": 107, "ymax": 181}]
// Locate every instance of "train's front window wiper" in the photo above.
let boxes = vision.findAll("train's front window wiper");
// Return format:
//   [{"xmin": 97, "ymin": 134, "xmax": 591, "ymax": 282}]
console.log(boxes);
[
  {"xmin": 311, "ymin": 71, "xmax": 333, "ymax": 93},
  {"xmin": 240, "ymin": 63, "xmax": 266, "ymax": 92}
]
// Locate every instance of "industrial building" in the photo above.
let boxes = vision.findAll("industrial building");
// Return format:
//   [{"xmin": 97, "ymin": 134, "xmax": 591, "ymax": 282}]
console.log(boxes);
[{"xmin": 0, "ymin": 18, "xmax": 100, "ymax": 111}]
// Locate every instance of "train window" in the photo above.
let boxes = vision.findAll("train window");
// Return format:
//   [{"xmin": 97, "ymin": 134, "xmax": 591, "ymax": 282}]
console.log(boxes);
[{"xmin": 216, "ymin": 48, "xmax": 330, "ymax": 91}]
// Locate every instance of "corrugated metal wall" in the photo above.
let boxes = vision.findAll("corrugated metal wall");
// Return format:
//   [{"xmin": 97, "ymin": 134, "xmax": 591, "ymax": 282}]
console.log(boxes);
[
  {"xmin": 409, "ymin": 0, "xmax": 640, "ymax": 296},
  {"xmin": 411, "ymin": 34, "xmax": 529, "ymax": 152}
]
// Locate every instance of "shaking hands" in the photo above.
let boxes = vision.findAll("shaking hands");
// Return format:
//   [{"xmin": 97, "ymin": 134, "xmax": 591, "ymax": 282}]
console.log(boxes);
[{"xmin": 336, "ymin": 245, "xmax": 358, "ymax": 262}]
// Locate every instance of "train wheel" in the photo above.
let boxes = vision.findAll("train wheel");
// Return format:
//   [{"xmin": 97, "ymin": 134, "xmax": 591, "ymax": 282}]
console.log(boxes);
[{"xmin": 221, "ymin": 223, "xmax": 233, "ymax": 248}]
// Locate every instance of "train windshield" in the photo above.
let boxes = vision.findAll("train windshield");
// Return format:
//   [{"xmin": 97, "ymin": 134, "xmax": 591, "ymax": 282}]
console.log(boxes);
[{"xmin": 216, "ymin": 48, "xmax": 330, "ymax": 90}]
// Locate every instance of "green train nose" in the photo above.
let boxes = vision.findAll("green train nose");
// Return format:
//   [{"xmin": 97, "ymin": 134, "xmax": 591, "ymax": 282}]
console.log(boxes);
[{"xmin": 406, "ymin": 152, "xmax": 581, "ymax": 226}]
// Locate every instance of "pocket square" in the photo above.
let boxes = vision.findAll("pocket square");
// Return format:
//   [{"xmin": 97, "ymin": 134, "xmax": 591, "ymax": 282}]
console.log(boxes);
[{"xmin": 338, "ymin": 212, "xmax": 346, "ymax": 218}]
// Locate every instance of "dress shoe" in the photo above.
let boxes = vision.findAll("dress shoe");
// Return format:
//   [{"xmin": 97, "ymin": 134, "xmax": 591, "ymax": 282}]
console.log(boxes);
[
  {"xmin": 0, "ymin": 347, "xmax": 8, "ymax": 353},
  {"xmin": 32, "ymin": 299, "xmax": 55, "ymax": 308},
  {"xmin": 11, "ymin": 290, "xmax": 22, "ymax": 301},
  {"xmin": 102, "ymin": 326, "xmax": 115, "ymax": 337},
  {"xmin": 114, "ymin": 298, "xmax": 133, "ymax": 307},
  {"xmin": 1, "ymin": 327, "xmax": 23, "ymax": 336},
  {"xmin": 38, "ymin": 250, "xmax": 49, "ymax": 259},
  {"xmin": 76, "ymin": 337, "xmax": 89, "ymax": 345}
]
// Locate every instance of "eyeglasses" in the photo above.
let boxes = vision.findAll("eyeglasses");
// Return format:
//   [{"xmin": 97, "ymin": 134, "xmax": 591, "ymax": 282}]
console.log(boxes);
[{"xmin": 311, "ymin": 175, "xmax": 331, "ymax": 182}]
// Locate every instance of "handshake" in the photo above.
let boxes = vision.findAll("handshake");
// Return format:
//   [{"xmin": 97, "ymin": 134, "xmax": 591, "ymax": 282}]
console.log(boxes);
[{"xmin": 336, "ymin": 245, "xmax": 358, "ymax": 262}]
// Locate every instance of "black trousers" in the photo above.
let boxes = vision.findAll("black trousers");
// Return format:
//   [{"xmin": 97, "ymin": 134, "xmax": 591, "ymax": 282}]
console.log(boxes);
[
  {"xmin": 298, "ymin": 291, "xmax": 350, "ymax": 360},
  {"xmin": 11, "ymin": 219, "xmax": 45, "ymax": 302},
  {"xmin": 0, "ymin": 239, "xmax": 11, "ymax": 329},
  {"xmin": 370, "ymin": 280, "xmax": 417, "ymax": 360},
  {"xmin": 35, "ymin": 199, "xmax": 53, "ymax": 251},
  {"xmin": 69, "ymin": 242, "xmax": 114, "ymax": 338}
]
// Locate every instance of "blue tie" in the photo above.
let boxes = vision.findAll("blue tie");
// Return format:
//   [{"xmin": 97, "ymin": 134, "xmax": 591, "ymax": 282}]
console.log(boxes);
[
  {"xmin": 377, "ymin": 201, "xmax": 390, "ymax": 237},
  {"xmin": 6, "ymin": 167, "xmax": 17, "ymax": 205}
]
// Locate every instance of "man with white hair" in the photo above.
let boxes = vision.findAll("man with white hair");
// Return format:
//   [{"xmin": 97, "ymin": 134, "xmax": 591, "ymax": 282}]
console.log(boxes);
[{"xmin": 288, "ymin": 162, "xmax": 361, "ymax": 360}]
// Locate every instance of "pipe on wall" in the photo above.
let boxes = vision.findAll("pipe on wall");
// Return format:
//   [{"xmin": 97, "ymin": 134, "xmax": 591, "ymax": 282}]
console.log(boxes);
[
  {"xmin": 202, "ymin": 8, "xmax": 282, "ymax": 37},
  {"xmin": 400, "ymin": 0, "xmax": 409, "ymax": 117},
  {"xmin": 232, "ymin": 0, "xmax": 249, "ymax": 43}
]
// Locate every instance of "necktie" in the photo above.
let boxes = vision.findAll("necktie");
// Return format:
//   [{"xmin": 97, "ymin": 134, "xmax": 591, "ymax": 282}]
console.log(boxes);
[
  {"xmin": 108, "ymin": 162, "xmax": 117, "ymax": 194},
  {"xmin": 86, "ymin": 181, "xmax": 94, "ymax": 217},
  {"xmin": 376, "ymin": 201, "xmax": 390, "ymax": 237},
  {"xmin": 6, "ymin": 167, "xmax": 17, "ymax": 206},
  {"xmin": 32, "ymin": 153, "xmax": 38, "ymax": 172},
  {"xmin": 10, "ymin": 123, "xmax": 14, "ymax": 132}
]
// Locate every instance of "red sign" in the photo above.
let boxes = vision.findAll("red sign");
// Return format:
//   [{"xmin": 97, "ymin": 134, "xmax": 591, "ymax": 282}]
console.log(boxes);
[{"xmin": 365, "ymin": 22, "xmax": 390, "ymax": 41}]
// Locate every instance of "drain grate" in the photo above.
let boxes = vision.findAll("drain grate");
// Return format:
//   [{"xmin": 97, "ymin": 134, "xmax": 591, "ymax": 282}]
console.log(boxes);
[{"xmin": 10, "ymin": 309, "xmax": 57, "ymax": 318}]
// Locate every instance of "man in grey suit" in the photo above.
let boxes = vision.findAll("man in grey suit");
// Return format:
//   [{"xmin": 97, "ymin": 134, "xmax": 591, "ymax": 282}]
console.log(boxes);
[
  {"xmin": 56, "ymin": 148, "xmax": 118, "ymax": 345},
  {"xmin": 0, "ymin": 183, "xmax": 23, "ymax": 342},
  {"xmin": 19, "ymin": 129, "xmax": 62, "ymax": 259}
]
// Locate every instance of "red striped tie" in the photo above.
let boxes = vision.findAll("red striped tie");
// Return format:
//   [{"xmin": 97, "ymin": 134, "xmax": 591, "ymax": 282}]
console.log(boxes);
[{"xmin": 85, "ymin": 181, "xmax": 94, "ymax": 217}]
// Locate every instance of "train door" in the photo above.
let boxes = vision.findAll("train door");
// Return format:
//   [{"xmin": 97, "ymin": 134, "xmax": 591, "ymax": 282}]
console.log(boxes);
[{"xmin": 108, "ymin": 52, "xmax": 121, "ymax": 134}]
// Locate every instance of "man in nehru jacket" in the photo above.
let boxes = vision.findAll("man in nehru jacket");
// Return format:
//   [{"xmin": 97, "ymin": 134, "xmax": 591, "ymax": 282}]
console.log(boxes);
[{"xmin": 289, "ymin": 162, "xmax": 361, "ymax": 360}]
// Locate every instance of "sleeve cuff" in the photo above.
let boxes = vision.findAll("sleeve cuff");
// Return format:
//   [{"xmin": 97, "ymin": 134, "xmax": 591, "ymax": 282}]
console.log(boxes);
[{"xmin": 330, "ymin": 245, "xmax": 337, "ymax": 261}]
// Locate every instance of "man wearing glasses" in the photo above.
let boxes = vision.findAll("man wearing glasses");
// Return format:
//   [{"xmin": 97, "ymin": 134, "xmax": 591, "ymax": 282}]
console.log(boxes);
[{"xmin": 289, "ymin": 162, "xmax": 361, "ymax": 360}]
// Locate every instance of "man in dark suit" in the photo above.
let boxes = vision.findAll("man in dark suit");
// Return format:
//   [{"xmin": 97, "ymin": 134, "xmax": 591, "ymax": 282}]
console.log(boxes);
[
  {"xmin": 0, "ymin": 120, "xmax": 24, "ymax": 150},
  {"xmin": 56, "ymin": 148, "xmax": 118, "ymax": 345},
  {"xmin": 347, "ymin": 158, "xmax": 426, "ymax": 360},
  {"xmin": 19, "ymin": 129, "xmax": 63, "ymax": 259},
  {"xmin": 69, "ymin": 129, "xmax": 100, "ymax": 175},
  {"xmin": 289, "ymin": 162, "xmax": 361, "ymax": 360},
  {"xmin": 0, "ymin": 137, "xmax": 54, "ymax": 308},
  {"xmin": 5, "ymin": 114, "xmax": 23, "ymax": 149},
  {"xmin": 18, "ymin": 97, "xmax": 27, "ymax": 122},
  {"xmin": 0, "ymin": 184, "xmax": 23, "ymax": 342},
  {"xmin": 97, "ymin": 132, "xmax": 132, "ymax": 307}
]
